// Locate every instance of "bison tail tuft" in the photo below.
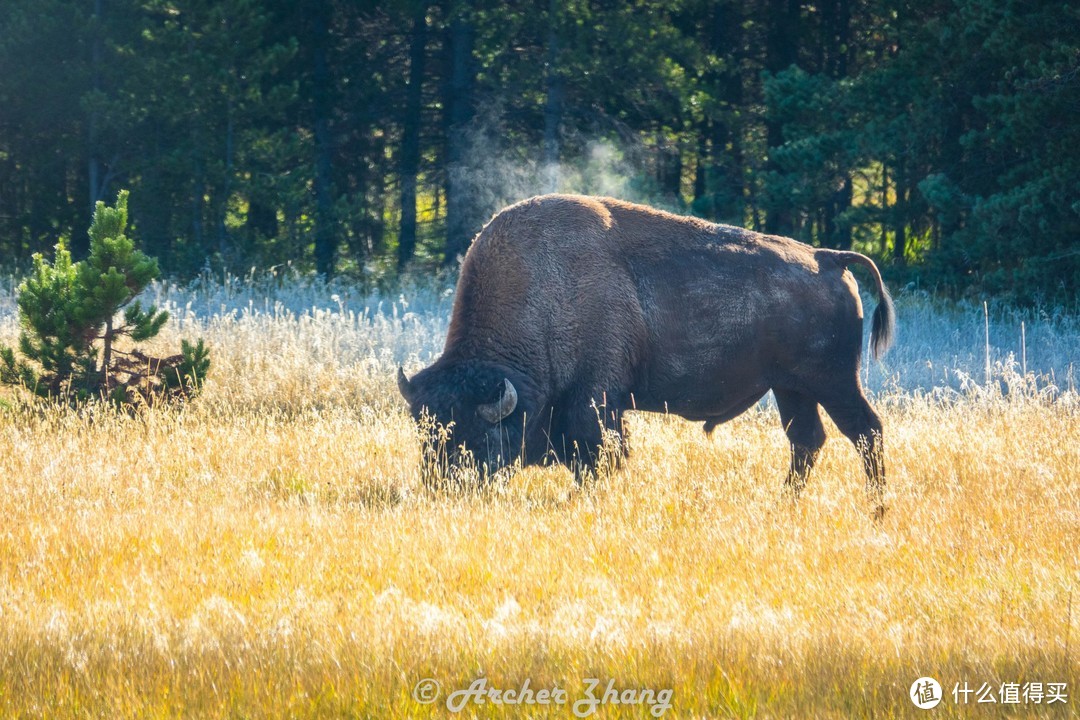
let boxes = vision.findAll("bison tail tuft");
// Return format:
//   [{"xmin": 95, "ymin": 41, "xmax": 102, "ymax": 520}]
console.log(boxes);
[
  {"xmin": 870, "ymin": 282, "xmax": 895, "ymax": 361},
  {"xmin": 826, "ymin": 250, "xmax": 895, "ymax": 360}
]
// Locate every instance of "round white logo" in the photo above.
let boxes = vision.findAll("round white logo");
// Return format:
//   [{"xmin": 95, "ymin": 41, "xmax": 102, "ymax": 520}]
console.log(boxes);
[
  {"xmin": 413, "ymin": 678, "xmax": 441, "ymax": 704},
  {"xmin": 910, "ymin": 677, "xmax": 942, "ymax": 709}
]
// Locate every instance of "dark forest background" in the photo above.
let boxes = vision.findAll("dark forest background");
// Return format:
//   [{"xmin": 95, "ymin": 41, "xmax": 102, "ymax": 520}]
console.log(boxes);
[{"xmin": 1, "ymin": 0, "xmax": 1077, "ymax": 302}]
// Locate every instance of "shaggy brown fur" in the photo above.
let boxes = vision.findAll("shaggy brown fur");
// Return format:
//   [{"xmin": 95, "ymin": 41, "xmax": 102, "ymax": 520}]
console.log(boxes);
[{"xmin": 399, "ymin": 195, "xmax": 895, "ymax": 508}]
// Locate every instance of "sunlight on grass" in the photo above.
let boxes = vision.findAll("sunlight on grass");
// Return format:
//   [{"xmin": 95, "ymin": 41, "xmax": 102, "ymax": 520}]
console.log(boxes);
[{"xmin": 0, "ymin": 276, "xmax": 1076, "ymax": 718}]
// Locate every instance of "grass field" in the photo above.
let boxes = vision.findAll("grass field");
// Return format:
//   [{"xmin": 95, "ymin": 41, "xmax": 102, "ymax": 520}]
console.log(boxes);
[{"xmin": 0, "ymin": 273, "xmax": 1077, "ymax": 718}]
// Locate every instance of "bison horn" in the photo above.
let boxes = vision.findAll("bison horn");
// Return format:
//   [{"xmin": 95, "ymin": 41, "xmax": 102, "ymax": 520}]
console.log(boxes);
[
  {"xmin": 477, "ymin": 379, "xmax": 518, "ymax": 423},
  {"xmin": 397, "ymin": 366, "xmax": 414, "ymax": 402}
]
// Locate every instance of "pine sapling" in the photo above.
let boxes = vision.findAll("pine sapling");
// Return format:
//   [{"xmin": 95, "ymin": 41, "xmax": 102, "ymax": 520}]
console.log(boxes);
[{"xmin": 0, "ymin": 190, "xmax": 210, "ymax": 405}]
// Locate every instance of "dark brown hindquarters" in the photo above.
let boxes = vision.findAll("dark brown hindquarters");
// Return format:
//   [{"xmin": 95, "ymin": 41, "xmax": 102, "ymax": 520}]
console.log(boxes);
[{"xmin": 783, "ymin": 250, "xmax": 894, "ymax": 516}]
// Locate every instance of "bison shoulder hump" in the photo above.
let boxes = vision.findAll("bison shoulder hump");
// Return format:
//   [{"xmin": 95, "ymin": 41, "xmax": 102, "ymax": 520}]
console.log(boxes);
[{"xmin": 477, "ymin": 194, "xmax": 615, "ymax": 249}]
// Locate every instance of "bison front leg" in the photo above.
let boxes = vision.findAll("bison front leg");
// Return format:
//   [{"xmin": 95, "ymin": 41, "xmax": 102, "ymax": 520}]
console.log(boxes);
[
  {"xmin": 557, "ymin": 395, "xmax": 629, "ymax": 483},
  {"xmin": 774, "ymin": 390, "xmax": 826, "ymax": 497},
  {"xmin": 551, "ymin": 424, "xmax": 606, "ymax": 483}
]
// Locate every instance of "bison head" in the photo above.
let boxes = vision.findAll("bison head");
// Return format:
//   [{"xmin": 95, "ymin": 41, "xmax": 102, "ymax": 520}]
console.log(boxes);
[{"xmin": 397, "ymin": 360, "xmax": 531, "ymax": 478}]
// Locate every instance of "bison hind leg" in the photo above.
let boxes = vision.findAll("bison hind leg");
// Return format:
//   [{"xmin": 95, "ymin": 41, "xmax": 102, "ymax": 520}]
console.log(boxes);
[{"xmin": 818, "ymin": 387, "xmax": 886, "ymax": 516}]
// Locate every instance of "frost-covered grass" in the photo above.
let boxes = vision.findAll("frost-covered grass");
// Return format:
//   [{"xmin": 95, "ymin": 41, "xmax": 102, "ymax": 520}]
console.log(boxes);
[
  {"xmin": 0, "ymin": 272, "xmax": 1077, "ymax": 719},
  {"xmin": 870, "ymin": 291, "xmax": 1077, "ymax": 399},
  {"xmin": 131, "ymin": 269, "xmax": 1080, "ymax": 402},
  {"xmin": 5, "ymin": 268, "xmax": 1074, "ymax": 406}
]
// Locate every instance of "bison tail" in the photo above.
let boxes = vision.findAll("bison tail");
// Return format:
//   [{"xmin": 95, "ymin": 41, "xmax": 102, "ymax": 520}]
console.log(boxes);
[
  {"xmin": 829, "ymin": 250, "xmax": 896, "ymax": 360},
  {"xmin": 869, "ymin": 285, "xmax": 896, "ymax": 360}
]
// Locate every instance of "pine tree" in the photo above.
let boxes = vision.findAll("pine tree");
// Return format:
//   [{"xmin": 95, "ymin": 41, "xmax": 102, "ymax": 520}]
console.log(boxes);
[{"xmin": 0, "ymin": 190, "xmax": 210, "ymax": 405}]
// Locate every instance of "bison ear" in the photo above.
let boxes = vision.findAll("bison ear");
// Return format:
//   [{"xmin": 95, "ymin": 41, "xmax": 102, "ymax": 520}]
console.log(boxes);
[
  {"xmin": 477, "ymin": 378, "xmax": 518, "ymax": 424},
  {"xmin": 397, "ymin": 367, "xmax": 415, "ymax": 403}
]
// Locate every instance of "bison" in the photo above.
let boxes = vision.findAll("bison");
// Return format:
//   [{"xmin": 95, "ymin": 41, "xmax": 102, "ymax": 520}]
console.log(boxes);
[{"xmin": 398, "ymin": 194, "xmax": 895, "ymax": 509}]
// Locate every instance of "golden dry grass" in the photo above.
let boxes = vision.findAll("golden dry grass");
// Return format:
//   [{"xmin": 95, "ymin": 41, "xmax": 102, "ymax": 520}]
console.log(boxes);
[{"xmin": 0, "ymin": 289, "xmax": 1077, "ymax": 718}]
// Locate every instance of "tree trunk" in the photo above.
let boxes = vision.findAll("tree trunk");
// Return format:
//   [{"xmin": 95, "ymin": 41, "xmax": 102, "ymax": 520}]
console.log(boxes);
[
  {"xmin": 442, "ymin": 5, "xmax": 475, "ymax": 266},
  {"xmin": 693, "ymin": 123, "xmax": 709, "ymax": 215},
  {"xmin": 763, "ymin": 0, "xmax": 801, "ymax": 236},
  {"xmin": 398, "ymin": 3, "xmax": 428, "ymax": 270},
  {"xmin": 834, "ymin": 0, "xmax": 851, "ymax": 79},
  {"xmin": 102, "ymin": 317, "xmax": 112, "ymax": 382},
  {"xmin": 657, "ymin": 133, "xmax": 682, "ymax": 203},
  {"xmin": 703, "ymin": 1, "xmax": 746, "ymax": 225},
  {"xmin": 822, "ymin": 174, "xmax": 853, "ymax": 248},
  {"xmin": 819, "ymin": 0, "xmax": 852, "ymax": 248},
  {"xmin": 192, "ymin": 151, "xmax": 205, "ymax": 252},
  {"xmin": 81, "ymin": 0, "xmax": 106, "ymax": 259},
  {"xmin": 542, "ymin": 0, "xmax": 564, "ymax": 193},
  {"xmin": 218, "ymin": 100, "xmax": 234, "ymax": 262},
  {"xmin": 312, "ymin": 0, "xmax": 336, "ymax": 277},
  {"xmin": 245, "ymin": 198, "xmax": 278, "ymax": 246},
  {"xmin": 893, "ymin": 163, "xmax": 908, "ymax": 265},
  {"xmin": 141, "ymin": 129, "xmax": 174, "ymax": 264},
  {"xmin": 879, "ymin": 164, "xmax": 889, "ymax": 256}
]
